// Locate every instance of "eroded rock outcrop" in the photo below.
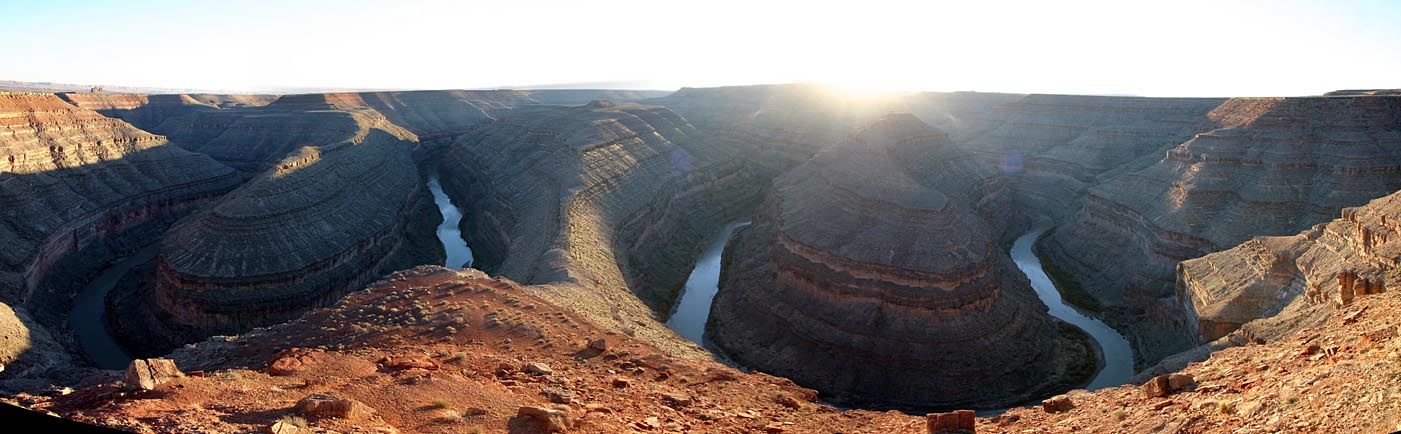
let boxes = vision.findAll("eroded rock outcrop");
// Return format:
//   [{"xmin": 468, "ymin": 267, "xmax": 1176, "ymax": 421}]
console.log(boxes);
[
  {"xmin": 1044, "ymin": 95, "xmax": 1401, "ymax": 362},
  {"xmin": 115, "ymin": 128, "xmax": 437, "ymax": 354},
  {"xmin": 0, "ymin": 92, "xmax": 240, "ymax": 304},
  {"xmin": 709, "ymin": 114, "xmax": 1074, "ymax": 409},
  {"xmin": 1177, "ymin": 189, "xmax": 1401, "ymax": 343},
  {"xmin": 438, "ymin": 102, "xmax": 729, "ymax": 357},
  {"xmin": 964, "ymin": 94, "xmax": 1225, "ymax": 225}
]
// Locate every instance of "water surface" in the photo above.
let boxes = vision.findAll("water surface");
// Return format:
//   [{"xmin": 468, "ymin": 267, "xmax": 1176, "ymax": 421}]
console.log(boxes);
[
  {"xmin": 70, "ymin": 244, "xmax": 157, "ymax": 370},
  {"xmin": 428, "ymin": 176, "xmax": 473, "ymax": 269},
  {"xmin": 666, "ymin": 221, "xmax": 751, "ymax": 343},
  {"xmin": 1010, "ymin": 228, "xmax": 1134, "ymax": 389}
]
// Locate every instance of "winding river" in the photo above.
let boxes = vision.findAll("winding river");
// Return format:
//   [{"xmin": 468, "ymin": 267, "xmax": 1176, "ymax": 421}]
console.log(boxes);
[
  {"xmin": 70, "ymin": 244, "xmax": 157, "ymax": 370},
  {"xmin": 428, "ymin": 176, "xmax": 474, "ymax": 270},
  {"xmin": 1010, "ymin": 228, "xmax": 1134, "ymax": 389},
  {"xmin": 665, "ymin": 221, "xmax": 751, "ymax": 343},
  {"xmin": 667, "ymin": 224, "xmax": 1134, "ymax": 392}
]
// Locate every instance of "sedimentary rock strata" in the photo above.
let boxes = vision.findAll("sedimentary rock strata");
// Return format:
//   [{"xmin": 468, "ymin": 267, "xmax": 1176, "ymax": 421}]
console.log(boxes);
[
  {"xmin": 1041, "ymin": 95, "xmax": 1401, "ymax": 363},
  {"xmin": 438, "ymin": 101, "xmax": 728, "ymax": 357},
  {"xmin": 1049, "ymin": 96, "xmax": 1401, "ymax": 303},
  {"xmin": 964, "ymin": 94, "xmax": 1225, "ymax": 224},
  {"xmin": 127, "ymin": 131, "xmax": 436, "ymax": 351},
  {"xmin": 1177, "ymin": 189, "xmax": 1401, "ymax": 343},
  {"xmin": 709, "ymin": 114, "xmax": 1070, "ymax": 409},
  {"xmin": 0, "ymin": 92, "xmax": 240, "ymax": 303},
  {"xmin": 265, "ymin": 90, "xmax": 533, "ymax": 140}
]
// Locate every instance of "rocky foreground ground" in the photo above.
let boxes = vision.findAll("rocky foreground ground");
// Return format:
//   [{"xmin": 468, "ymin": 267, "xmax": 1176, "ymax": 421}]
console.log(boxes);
[{"xmin": 3, "ymin": 266, "xmax": 1396, "ymax": 434}]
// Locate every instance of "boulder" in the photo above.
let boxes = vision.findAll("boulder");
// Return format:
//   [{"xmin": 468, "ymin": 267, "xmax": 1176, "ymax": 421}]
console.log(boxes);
[
  {"xmin": 1142, "ymin": 373, "xmax": 1195, "ymax": 398},
  {"xmin": 296, "ymin": 393, "xmax": 374, "ymax": 420},
  {"xmin": 926, "ymin": 409, "xmax": 975, "ymax": 433},
  {"xmin": 125, "ymin": 359, "xmax": 184, "ymax": 391},
  {"xmin": 1042, "ymin": 395, "xmax": 1074, "ymax": 413},
  {"xmin": 517, "ymin": 405, "xmax": 571, "ymax": 432},
  {"xmin": 524, "ymin": 362, "xmax": 554, "ymax": 375},
  {"xmin": 588, "ymin": 338, "xmax": 609, "ymax": 352}
]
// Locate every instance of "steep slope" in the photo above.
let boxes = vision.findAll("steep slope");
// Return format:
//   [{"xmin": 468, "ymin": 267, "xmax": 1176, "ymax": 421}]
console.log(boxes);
[
  {"xmin": 110, "ymin": 115, "xmax": 440, "ymax": 355},
  {"xmin": 265, "ymin": 90, "xmax": 533, "ymax": 140},
  {"xmin": 0, "ymin": 92, "xmax": 240, "ymax": 304},
  {"xmin": 709, "ymin": 114, "xmax": 1084, "ymax": 410},
  {"xmin": 31, "ymin": 267, "xmax": 930, "ymax": 434},
  {"xmin": 69, "ymin": 90, "xmax": 535, "ymax": 173},
  {"xmin": 22, "ymin": 269, "xmax": 1401, "ymax": 433},
  {"xmin": 438, "ymin": 101, "xmax": 740, "ymax": 358},
  {"xmin": 963, "ymin": 94, "xmax": 1226, "ymax": 224},
  {"xmin": 1178, "ymin": 189, "xmax": 1400, "ymax": 343},
  {"xmin": 1044, "ymin": 96, "xmax": 1401, "ymax": 363}
]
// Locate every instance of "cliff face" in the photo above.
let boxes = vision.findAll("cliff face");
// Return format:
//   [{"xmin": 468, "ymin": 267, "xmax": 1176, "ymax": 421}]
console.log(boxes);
[
  {"xmin": 1040, "ymin": 95, "xmax": 1401, "ymax": 363},
  {"xmin": 438, "ymin": 102, "xmax": 731, "ymax": 358},
  {"xmin": 709, "ymin": 114, "xmax": 1075, "ymax": 410},
  {"xmin": 124, "ymin": 131, "xmax": 434, "ymax": 353},
  {"xmin": 0, "ymin": 92, "xmax": 240, "ymax": 304},
  {"xmin": 70, "ymin": 90, "xmax": 534, "ymax": 173},
  {"xmin": 964, "ymin": 94, "xmax": 1226, "ymax": 225},
  {"xmin": 264, "ymin": 90, "xmax": 533, "ymax": 140},
  {"xmin": 649, "ymin": 85, "xmax": 1025, "ymax": 172},
  {"xmin": 1178, "ymin": 189, "xmax": 1401, "ymax": 343}
]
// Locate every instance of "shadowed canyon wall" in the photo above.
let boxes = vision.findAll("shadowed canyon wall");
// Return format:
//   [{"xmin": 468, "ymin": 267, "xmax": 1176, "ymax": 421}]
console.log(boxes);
[
  {"xmin": 1178, "ymin": 189, "xmax": 1401, "ymax": 345},
  {"xmin": 436, "ymin": 101, "xmax": 746, "ymax": 357},
  {"xmin": 113, "ymin": 122, "xmax": 440, "ymax": 355},
  {"xmin": 0, "ymin": 91, "xmax": 240, "ymax": 378},
  {"xmin": 0, "ymin": 92, "xmax": 240, "ymax": 303},
  {"xmin": 709, "ymin": 114, "xmax": 1083, "ymax": 410},
  {"xmin": 1042, "ymin": 95, "xmax": 1401, "ymax": 363}
]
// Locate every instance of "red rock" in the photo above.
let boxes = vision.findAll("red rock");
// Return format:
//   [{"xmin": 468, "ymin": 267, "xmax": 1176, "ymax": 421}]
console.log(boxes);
[
  {"xmin": 124, "ymin": 359, "xmax": 184, "ymax": 391},
  {"xmin": 588, "ymin": 338, "xmax": 609, "ymax": 352},
  {"xmin": 1142, "ymin": 374, "xmax": 1194, "ymax": 398},
  {"xmin": 1042, "ymin": 395, "xmax": 1073, "ymax": 413},
  {"xmin": 296, "ymin": 393, "xmax": 374, "ymax": 420},
  {"xmin": 926, "ymin": 409, "xmax": 975, "ymax": 433},
  {"xmin": 518, "ymin": 406, "xmax": 571, "ymax": 432},
  {"xmin": 523, "ymin": 362, "xmax": 554, "ymax": 375},
  {"xmin": 268, "ymin": 348, "xmax": 320, "ymax": 376},
  {"xmin": 662, "ymin": 392, "xmax": 692, "ymax": 408},
  {"xmin": 383, "ymin": 356, "xmax": 439, "ymax": 371}
]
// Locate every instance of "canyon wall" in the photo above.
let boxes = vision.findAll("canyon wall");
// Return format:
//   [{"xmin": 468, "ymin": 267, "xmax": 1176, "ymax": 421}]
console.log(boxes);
[
  {"xmin": 1177, "ymin": 188, "xmax": 1401, "ymax": 344},
  {"xmin": 438, "ymin": 101, "xmax": 738, "ymax": 357},
  {"xmin": 1043, "ymin": 95, "xmax": 1401, "ymax": 363},
  {"xmin": 709, "ymin": 114, "xmax": 1079, "ymax": 410},
  {"xmin": 0, "ymin": 92, "xmax": 240, "ymax": 305},
  {"xmin": 122, "ymin": 132, "xmax": 435, "ymax": 353},
  {"xmin": 963, "ymin": 94, "xmax": 1226, "ymax": 226}
]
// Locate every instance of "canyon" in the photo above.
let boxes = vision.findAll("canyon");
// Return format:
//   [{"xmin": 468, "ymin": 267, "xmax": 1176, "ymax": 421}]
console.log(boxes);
[{"xmin": 0, "ymin": 84, "xmax": 1397, "ymax": 433}]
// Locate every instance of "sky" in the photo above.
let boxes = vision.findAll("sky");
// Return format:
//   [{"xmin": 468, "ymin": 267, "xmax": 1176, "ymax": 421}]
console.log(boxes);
[{"xmin": 3, "ymin": 0, "xmax": 1399, "ymax": 96}]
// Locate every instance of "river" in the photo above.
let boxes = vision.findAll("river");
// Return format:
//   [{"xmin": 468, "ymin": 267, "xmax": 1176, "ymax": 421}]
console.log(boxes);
[
  {"xmin": 665, "ymin": 221, "xmax": 751, "ymax": 343},
  {"xmin": 428, "ymin": 176, "xmax": 473, "ymax": 270},
  {"xmin": 1010, "ymin": 228, "xmax": 1134, "ymax": 389},
  {"xmin": 69, "ymin": 244, "xmax": 157, "ymax": 370}
]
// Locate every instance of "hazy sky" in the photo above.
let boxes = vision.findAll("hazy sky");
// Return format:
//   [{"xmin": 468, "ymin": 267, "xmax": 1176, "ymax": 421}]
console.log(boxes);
[{"xmin": 4, "ymin": 0, "xmax": 1399, "ymax": 96}]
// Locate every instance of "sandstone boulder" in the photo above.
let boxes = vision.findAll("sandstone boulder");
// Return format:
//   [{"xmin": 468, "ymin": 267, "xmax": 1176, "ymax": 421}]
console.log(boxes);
[
  {"xmin": 296, "ymin": 393, "xmax": 374, "ymax": 420},
  {"xmin": 517, "ymin": 405, "xmax": 571, "ymax": 432},
  {"xmin": 1142, "ymin": 374, "xmax": 1195, "ymax": 398},
  {"xmin": 125, "ymin": 358, "xmax": 184, "ymax": 391},
  {"xmin": 1042, "ymin": 395, "xmax": 1074, "ymax": 413},
  {"xmin": 926, "ymin": 409, "xmax": 975, "ymax": 433},
  {"xmin": 523, "ymin": 362, "xmax": 554, "ymax": 376}
]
